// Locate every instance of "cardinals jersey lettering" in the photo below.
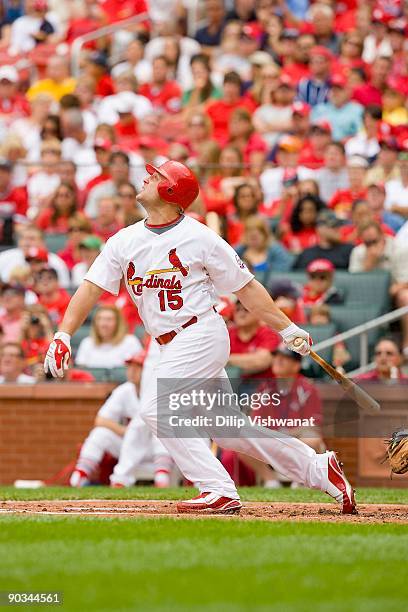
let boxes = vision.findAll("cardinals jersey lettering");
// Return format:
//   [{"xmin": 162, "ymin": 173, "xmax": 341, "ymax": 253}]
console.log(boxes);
[{"xmin": 84, "ymin": 216, "xmax": 254, "ymax": 337}]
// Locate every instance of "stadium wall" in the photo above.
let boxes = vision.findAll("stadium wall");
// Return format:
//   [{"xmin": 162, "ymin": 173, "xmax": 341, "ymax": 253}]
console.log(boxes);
[{"xmin": 0, "ymin": 384, "xmax": 407, "ymax": 487}]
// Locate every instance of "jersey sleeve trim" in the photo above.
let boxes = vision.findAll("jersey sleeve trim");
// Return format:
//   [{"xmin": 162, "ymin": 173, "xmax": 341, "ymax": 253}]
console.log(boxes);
[
  {"xmin": 229, "ymin": 274, "xmax": 255, "ymax": 293},
  {"xmin": 83, "ymin": 276, "xmax": 120, "ymax": 296}
]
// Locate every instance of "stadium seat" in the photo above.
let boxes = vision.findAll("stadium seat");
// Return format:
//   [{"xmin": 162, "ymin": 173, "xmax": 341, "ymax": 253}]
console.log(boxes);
[
  {"xmin": 334, "ymin": 271, "xmax": 391, "ymax": 312},
  {"xmin": 225, "ymin": 365, "xmax": 242, "ymax": 380},
  {"xmin": 44, "ymin": 233, "xmax": 68, "ymax": 254},
  {"xmin": 71, "ymin": 325, "xmax": 91, "ymax": 354},
  {"xmin": 78, "ymin": 367, "xmax": 111, "ymax": 382},
  {"xmin": 134, "ymin": 325, "xmax": 145, "ymax": 341},
  {"xmin": 329, "ymin": 304, "xmax": 384, "ymax": 370},
  {"xmin": 266, "ymin": 270, "xmax": 391, "ymax": 313},
  {"xmin": 109, "ymin": 367, "xmax": 127, "ymax": 383},
  {"xmin": 302, "ymin": 323, "xmax": 336, "ymax": 379}
]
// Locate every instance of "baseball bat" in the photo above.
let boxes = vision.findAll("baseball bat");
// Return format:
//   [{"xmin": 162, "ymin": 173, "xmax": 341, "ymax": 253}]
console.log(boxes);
[{"xmin": 294, "ymin": 339, "xmax": 380, "ymax": 413}]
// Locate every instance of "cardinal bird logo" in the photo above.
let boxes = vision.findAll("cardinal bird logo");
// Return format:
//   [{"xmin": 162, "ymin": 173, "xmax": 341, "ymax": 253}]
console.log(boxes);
[
  {"xmin": 168, "ymin": 248, "xmax": 188, "ymax": 277},
  {"xmin": 126, "ymin": 261, "xmax": 143, "ymax": 296},
  {"xmin": 127, "ymin": 261, "xmax": 136, "ymax": 281}
]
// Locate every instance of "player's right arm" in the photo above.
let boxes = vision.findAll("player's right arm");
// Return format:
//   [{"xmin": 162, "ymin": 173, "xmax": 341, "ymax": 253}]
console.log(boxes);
[
  {"xmin": 45, "ymin": 232, "xmax": 124, "ymax": 378},
  {"xmin": 44, "ymin": 280, "xmax": 104, "ymax": 378}
]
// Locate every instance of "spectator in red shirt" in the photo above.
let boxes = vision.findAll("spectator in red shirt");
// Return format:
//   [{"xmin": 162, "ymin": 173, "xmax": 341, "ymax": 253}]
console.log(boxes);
[
  {"xmin": 258, "ymin": 171, "xmax": 300, "ymax": 223},
  {"xmin": 228, "ymin": 300, "xmax": 280, "ymax": 379},
  {"xmin": 366, "ymin": 183, "xmax": 405, "ymax": 233},
  {"xmin": 182, "ymin": 110, "xmax": 214, "ymax": 158},
  {"xmin": 0, "ymin": 65, "xmax": 29, "ymax": 125},
  {"xmin": 202, "ymin": 145, "xmax": 244, "ymax": 216},
  {"xmin": 261, "ymin": 344, "xmax": 324, "ymax": 444},
  {"xmin": 20, "ymin": 305, "xmax": 53, "ymax": 369},
  {"xmin": 83, "ymin": 138, "xmax": 112, "ymax": 198},
  {"xmin": 302, "ymin": 258, "xmax": 344, "ymax": 308},
  {"xmin": 282, "ymin": 194, "xmax": 326, "ymax": 254},
  {"xmin": 65, "ymin": 0, "xmax": 104, "ymax": 43},
  {"xmin": 139, "ymin": 56, "xmax": 182, "ymax": 115},
  {"xmin": 113, "ymin": 98, "xmax": 139, "ymax": 144},
  {"xmin": 36, "ymin": 182, "xmax": 79, "ymax": 234},
  {"xmin": 57, "ymin": 214, "xmax": 92, "ymax": 270},
  {"xmin": 99, "ymin": 279, "xmax": 142, "ymax": 333},
  {"xmin": 24, "ymin": 245, "xmax": 50, "ymax": 278},
  {"xmin": 299, "ymin": 120, "xmax": 332, "ymax": 170},
  {"xmin": 282, "ymin": 33, "xmax": 315, "ymax": 83},
  {"xmin": 0, "ymin": 158, "xmax": 27, "ymax": 217},
  {"xmin": 100, "ymin": 0, "xmax": 148, "ymax": 24},
  {"xmin": 290, "ymin": 101, "xmax": 311, "ymax": 141},
  {"xmin": 227, "ymin": 107, "xmax": 267, "ymax": 164},
  {"xmin": 57, "ymin": 159, "xmax": 85, "ymax": 208},
  {"xmin": 225, "ymin": 182, "xmax": 262, "ymax": 245},
  {"xmin": 83, "ymin": 52, "xmax": 115, "ymax": 98},
  {"xmin": 337, "ymin": 30, "xmax": 366, "ymax": 72},
  {"xmin": 356, "ymin": 338, "xmax": 408, "ymax": 382},
  {"xmin": 91, "ymin": 196, "xmax": 122, "ymax": 242},
  {"xmin": 278, "ymin": 28, "xmax": 301, "ymax": 72},
  {"xmin": 339, "ymin": 198, "xmax": 395, "ymax": 244},
  {"xmin": 329, "ymin": 155, "xmax": 368, "ymax": 219},
  {"xmin": 205, "ymin": 71, "xmax": 256, "ymax": 144},
  {"xmin": 34, "ymin": 267, "xmax": 70, "ymax": 326},
  {"xmin": 352, "ymin": 56, "xmax": 391, "ymax": 106}
]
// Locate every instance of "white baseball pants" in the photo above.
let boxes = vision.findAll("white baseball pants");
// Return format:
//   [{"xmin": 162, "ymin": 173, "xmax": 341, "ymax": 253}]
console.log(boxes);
[
  {"xmin": 109, "ymin": 415, "xmax": 171, "ymax": 486},
  {"xmin": 76, "ymin": 426, "xmax": 123, "ymax": 474},
  {"xmin": 139, "ymin": 310, "xmax": 330, "ymax": 499}
]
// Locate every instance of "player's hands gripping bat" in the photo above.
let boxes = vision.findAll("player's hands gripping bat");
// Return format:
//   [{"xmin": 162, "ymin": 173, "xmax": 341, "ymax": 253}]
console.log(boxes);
[
  {"xmin": 293, "ymin": 338, "xmax": 380, "ymax": 414},
  {"xmin": 280, "ymin": 323, "xmax": 311, "ymax": 356}
]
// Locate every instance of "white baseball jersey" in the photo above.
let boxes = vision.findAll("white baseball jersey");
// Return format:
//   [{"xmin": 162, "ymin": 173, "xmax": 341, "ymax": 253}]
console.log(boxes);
[
  {"xmin": 84, "ymin": 216, "xmax": 254, "ymax": 337},
  {"xmin": 98, "ymin": 382, "xmax": 140, "ymax": 425}
]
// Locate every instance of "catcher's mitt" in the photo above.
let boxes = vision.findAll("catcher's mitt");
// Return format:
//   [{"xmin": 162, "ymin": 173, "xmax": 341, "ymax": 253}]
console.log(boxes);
[{"xmin": 384, "ymin": 429, "xmax": 408, "ymax": 475}]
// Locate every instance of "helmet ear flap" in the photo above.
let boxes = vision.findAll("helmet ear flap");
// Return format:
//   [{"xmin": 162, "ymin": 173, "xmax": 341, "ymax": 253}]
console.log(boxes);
[{"xmin": 154, "ymin": 161, "xmax": 199, "ymax": 209}]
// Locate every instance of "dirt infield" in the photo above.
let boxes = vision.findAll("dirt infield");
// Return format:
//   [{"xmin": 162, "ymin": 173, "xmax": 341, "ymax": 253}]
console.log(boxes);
[{"xmin": 0, "ymin": 499, "xmax": 407, "ymax": 523}]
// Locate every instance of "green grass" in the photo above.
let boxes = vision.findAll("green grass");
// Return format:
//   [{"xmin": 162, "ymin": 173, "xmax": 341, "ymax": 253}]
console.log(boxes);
[
  {"xmin": 1, "ymin": 517, "xmax": 407, "ymax": 612},
  {"xmin": 1, "ymin": 485, "xmax": 407, "ymax": 504}
]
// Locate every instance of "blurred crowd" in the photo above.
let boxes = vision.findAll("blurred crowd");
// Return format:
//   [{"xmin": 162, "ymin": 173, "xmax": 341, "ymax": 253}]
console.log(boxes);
[{"xmin": 1, "ymin": 0, "xmax": 408, "ymax": 384}]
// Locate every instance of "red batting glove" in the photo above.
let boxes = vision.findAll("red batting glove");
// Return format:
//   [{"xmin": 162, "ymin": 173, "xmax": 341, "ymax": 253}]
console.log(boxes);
[{"xmin": 44, "ymin": 332, "xmax": 72, "ymax": 378}]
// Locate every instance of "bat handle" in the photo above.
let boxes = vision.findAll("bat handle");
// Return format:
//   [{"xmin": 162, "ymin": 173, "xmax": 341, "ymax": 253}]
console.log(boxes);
[{"xmin": 293, "ymin": 337, "xmax": 309, "ymax": 352}]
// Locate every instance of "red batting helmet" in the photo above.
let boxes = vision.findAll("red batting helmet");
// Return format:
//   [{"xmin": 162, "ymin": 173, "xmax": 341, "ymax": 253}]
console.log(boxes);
[{"xmin": 145, "ymin": 161, "xmax": 199, "ymax": 210}]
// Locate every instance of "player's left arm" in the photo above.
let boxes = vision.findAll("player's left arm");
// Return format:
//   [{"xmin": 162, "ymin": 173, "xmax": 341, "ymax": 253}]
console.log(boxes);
[{"xmin": 235, "ymin": 278, "xmax": 311, "ymax": 355}]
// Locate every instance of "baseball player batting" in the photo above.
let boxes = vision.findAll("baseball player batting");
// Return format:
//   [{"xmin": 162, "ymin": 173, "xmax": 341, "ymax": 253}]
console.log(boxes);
[{"xmin": 44, "ymin": 161, "xmax": 356, "ymax": 515}]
